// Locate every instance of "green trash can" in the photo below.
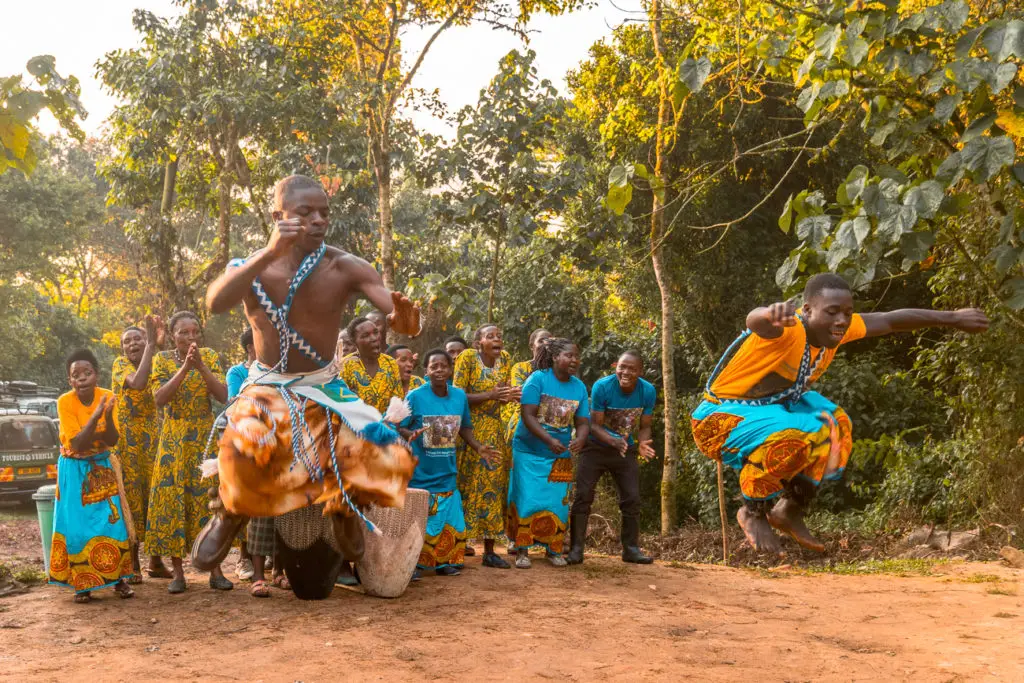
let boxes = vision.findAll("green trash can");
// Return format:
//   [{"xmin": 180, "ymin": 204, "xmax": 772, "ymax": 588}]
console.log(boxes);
[{"xmin": 32, "ymin": 484, "xmax": 57, "ymax": 574}]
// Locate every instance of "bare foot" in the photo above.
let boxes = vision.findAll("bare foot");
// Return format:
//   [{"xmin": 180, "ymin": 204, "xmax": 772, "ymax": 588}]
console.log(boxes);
[
  {"xmin": 768, "ymin": 497, "xmax": 825, "ymax": 552},
  {"xmin": 737, "ymin": 507, "xmax": 782, "ymax": 554}
]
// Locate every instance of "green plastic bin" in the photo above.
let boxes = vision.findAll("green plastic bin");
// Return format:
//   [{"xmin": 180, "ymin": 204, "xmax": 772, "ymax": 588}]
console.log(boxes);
[{"xmin": 32, "ymin": 484, "xmax": 57, "ymax": 574}]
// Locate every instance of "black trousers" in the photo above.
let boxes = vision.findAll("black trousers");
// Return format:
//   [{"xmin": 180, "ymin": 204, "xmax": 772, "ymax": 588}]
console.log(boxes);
[{"xmin": 570, "ymin": 441, "xmax": 641, "ymax": 518}]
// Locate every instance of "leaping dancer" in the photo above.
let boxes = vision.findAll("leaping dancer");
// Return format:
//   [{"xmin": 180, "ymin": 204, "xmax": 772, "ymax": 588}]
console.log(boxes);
[{"xmin": 191, "ymin": 175, "xmax": 421, "ymax": 572}]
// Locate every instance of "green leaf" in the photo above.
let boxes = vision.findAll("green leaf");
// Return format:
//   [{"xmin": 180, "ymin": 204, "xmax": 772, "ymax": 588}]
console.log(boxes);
[
  {"xmin": 907, "ymin": 52, "xmax": 935, "ymax": 78},
  {"xmin": 795, "ymin": 53, "xmax": 815, "ymax": 86},
  {"xmin": 853, "ymin": 216, "xmax": 871, "ymax": 245},
  {"xmin": 778, "ymin": 194, "xmax": 794, "ymax": 234},
  {"xmin": 900, "ymin": 231, "xmax": 935, "ymax": 262},
  {"xmin": 0, "ymin": 122, "xmax": 31, "ymax": 159},
  {"xmin": 678, "ymin": 56, "xmax": 712, "ymax": 95},
  {"xmin": 961, "ymin": 112, "xmax": 997, "ymax": 143},
  {"xmin": 605, "ymin": 182, "xmax": 633, "ymax": 216},
  {"xmin": 826, "ymin": 240, "xmax": 852, "ymax": 271},
  {"xmin": 862, "ymin": 183, "xmax": 891, "ymax": 218},
  {"xmin": 1004, "ymin": 277, "xmax": 1024, "ymax": 309},
  {"xmin": 842, "ymin": 165, "xmax": 869, "ymax": 205},
  {"xmin": 989, "ymin": 244, "xmax": 1021, "ymax": 273},
  {"xmin": 776, "ymin": 253, "xmax": 801, "ymax": 290},
  {"xmin": 956, "ymin": 26, "xmax": 986, "ymax": 58},
  {"xmin": 877, "ymin": 205, "xmax": 918, "ymax": 244},
  {"xmin": 960, "ymin": 136, "xmax": 1016, "ymax": 181},
  {"xmin": 935, "ymin": 151, "xmax": 965, "ymax": 187},
  {"xmin": 903, "ymin": 180, "xmax": 944, "ymax": 219},
  {"xmin": 834, "ymin": 220, "xmax": 860, "ymax": 249},
  {"xmin": 608, "ymin": 164, "xmax": 633, "ymax": 188},
  {"xmin": 797, "ymin": 83, "xmax": 820, "ymax": 113},
  {"xmin": 25, "ymin": 55, "xmax": 57, "ymax": 78},
  {"xmin": 982, "ymin": 19, "xmax": 1024, "ymax": 63},
  {"xmin": 818, "ymin": 79, "xmax": 850, "ymax": 100},
  {"xmin": 796, "ymin": 215, "xmax": 831, "ymax": 246},
  {"xmin": 990, "ymin": 62, "xmax": 1017, "ymax": 94},
  {"xmin": 933, "ymin": 93, "xmax": 962, "ymax": 123},
  {"xmin": 632, "ymin": 163, "xmax": 649, "ymax": 180},
  {"xmin": 814, "ymin": 24, "xmax": 841, "ymax": 60}
]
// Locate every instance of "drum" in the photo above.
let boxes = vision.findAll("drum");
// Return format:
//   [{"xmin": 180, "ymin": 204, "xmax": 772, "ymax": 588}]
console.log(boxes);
[
  {"xmin": 275, "ymin": 504, "xmax": 342, "ymax": 600},
  {"xmin": 357, "ymin": 488, "xmax": 430, "ymax": 599}
]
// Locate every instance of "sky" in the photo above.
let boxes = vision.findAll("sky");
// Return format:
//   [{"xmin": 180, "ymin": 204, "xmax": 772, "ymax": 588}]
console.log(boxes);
[{"xmin": 2, "ymin": 0, "xmax": 644, "ymax": 139}]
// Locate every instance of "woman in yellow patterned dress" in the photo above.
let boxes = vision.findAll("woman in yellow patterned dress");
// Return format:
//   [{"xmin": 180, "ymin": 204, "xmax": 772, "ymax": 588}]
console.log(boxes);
[
  {"xmin": 454, "ymin": 324, "xmax": 513, "ymax": 568},
  {"xmin": 146, "ymin": 311, "xmax": 231, "ymax": 594},
  {"xmin": 111, "ymin": 315, "xmax": 171, "ymax": 581},
  {"xmin": 388, "ymin": 344, "xmax": 426, "ymax": 396},
  {"xmin": 503, "ymin": 328, "xmax": 552, "ymax": 443},
  {"xmin": 339, "ymin": 316, "xmax": 404, "ymax": 413}
]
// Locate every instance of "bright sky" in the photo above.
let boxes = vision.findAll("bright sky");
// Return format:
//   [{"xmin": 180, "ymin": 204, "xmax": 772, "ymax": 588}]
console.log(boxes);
[{"xmin": 1, "ymin": 0, "xmax": 643, "ymax": 139}]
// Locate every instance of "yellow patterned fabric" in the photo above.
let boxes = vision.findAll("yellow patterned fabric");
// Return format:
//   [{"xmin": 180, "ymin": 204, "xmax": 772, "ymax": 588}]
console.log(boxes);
[
  {"xmin": 405, "ymin": 374, "xmax": 426, "ymax": 395},
  {"xmin": 453, "ymin": 349, "xmax": 512, "ymax": 539},
  {"xmin": 111, "ymin": 356, "xmax": 160, "ymax": 540},
  {"xmin": 145, "ymin": 348, "xmax": 223, "ymax": 558},
  {"xmin": 49, "ymin": 532, "xmax": 132, "ymax": 592},
  {"xmin": 503, "ymin": 360, "xmax": 533, "ymax": 443},
  {"xmin": 339, "ymin": 353, "xmax": 404, "ymax": 414}
]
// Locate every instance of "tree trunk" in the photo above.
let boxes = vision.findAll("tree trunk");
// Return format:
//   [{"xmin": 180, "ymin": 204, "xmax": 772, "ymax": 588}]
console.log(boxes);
[
  {"xmin": 650, "ymin": 0, "xmax": 679, "ymax": 535},
  {"xmin": 155, "ymin": 157, "xmax": 182, "ymax": 311},
  {"xmin": 370, "ymin": 125, "xmax": 395, "ymax": 292},
  {"xmin": 487, "ymin": 215, "xmax": 505, "ymax": 324}
]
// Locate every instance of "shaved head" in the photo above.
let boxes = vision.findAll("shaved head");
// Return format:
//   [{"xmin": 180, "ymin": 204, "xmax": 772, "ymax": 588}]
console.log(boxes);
[{"xmin": 273, "ymin": 175, "xmax": 326, "ymax": 211}]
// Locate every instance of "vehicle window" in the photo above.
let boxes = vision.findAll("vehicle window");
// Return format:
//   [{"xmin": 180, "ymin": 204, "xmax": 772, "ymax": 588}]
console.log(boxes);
[{"xmin": 0, "ymin": 420, "xmax": 58, "ymax": 450}]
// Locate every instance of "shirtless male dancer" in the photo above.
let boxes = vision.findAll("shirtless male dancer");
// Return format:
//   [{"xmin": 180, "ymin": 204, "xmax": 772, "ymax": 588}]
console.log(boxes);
[{"xmin": 192, "ymin": 175, "xmax": 420, "ymax": 571}]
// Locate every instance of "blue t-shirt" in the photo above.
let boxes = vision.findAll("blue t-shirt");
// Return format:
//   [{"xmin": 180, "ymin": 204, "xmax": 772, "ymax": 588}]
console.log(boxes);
[
  {"xmin": 512, "ymin": 368, "xmax": 590, "ymax": 457},
  {"xmin": 226, "ymin": 363, "xmax": 249, "ymax": 400},
  {"xmin": 589, "ymin": 375, "xmax": 656, "ymax": 445},
  {"xmin": 401, "ymin": 383, "xmax": 472, "ymax": 492}
]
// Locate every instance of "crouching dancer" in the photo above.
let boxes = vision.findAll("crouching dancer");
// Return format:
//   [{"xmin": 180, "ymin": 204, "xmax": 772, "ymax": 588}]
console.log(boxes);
[
  {"xmin": 692, "ymin": 273, "xmax": 988, "ymax": 554},
  {"xmin": 191, "ymin": 175, "xmax": 421, "ymax": 572}
]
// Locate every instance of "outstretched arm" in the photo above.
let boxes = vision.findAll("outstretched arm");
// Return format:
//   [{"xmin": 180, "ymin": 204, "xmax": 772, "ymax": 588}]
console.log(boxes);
[
  {"xmin": 346, "ymin": 256, "xmax": 420, "ymax": 336},
  {"xmin": 861, "ymin": 308, "xmax": 989, "ymax": 339}
]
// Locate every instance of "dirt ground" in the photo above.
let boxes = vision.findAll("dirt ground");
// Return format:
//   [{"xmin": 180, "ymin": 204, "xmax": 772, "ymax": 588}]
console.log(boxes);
[{"xmin": 2, "ymin": 510, "xmax": 1023, "ymax": 682}]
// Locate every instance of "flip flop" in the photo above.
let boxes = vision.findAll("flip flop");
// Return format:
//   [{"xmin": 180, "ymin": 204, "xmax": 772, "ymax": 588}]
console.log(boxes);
[
  {"xmin": 114, "ymin": 581, "xmax": 135, "ymax": 599},
  {"xmin": 168, "ymin": 577, "xmax": 187, "ymax": 594},
  {"xmin": 270, "ymin": 574, "xmax": 291, "ymax": 591},
  {"xmin": 250, "ymin": 579, "xmax": 271, "ymax": 598},
  {"xmin": 73, "ymin": 592, "xmax": 94, "ymax": 604}
]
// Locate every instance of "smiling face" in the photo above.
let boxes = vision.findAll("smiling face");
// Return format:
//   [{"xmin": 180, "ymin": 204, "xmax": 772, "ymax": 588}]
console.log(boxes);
[
  {"xmin": 393, "ymin": 348, "xmax": 417, "ymax": 381},
  {"xmin": 354, "ymin": 320, "xmax": 380, "ymax": 358},
  {"xmin": 553, "ymin": 344, "xmax": 580, "ymax": 377},
  {"xmin": 477, "ymin": 326, "xmax": 503, "ymax": 360},
  {"xmin": 530, "ymin": 329, "xmax": 552, "ymax": 354},
  {"xmin": 615, "ymin": 353, "xmax": 642, "ymax": 393},
  {"xmin": 171, "ymin": 317, "xmax": 202, "ymax": 354},
  {"xmin": 121, "ymin": 329, "xmax": 146, "ymax": 365},
  {"xmin": 69, "ymin": 360, "xmax": 98, "ymax": 402},
  {"xmin": 425, "ymin": 352, "xmax": 453, "ymax": 386},
  {"xmin": 803, "ymin": 288, "xmax": 855, "ymax": 348},
  {"xmin": 274, "ymin": 185, "xmax": 330, "ymax": 252}
]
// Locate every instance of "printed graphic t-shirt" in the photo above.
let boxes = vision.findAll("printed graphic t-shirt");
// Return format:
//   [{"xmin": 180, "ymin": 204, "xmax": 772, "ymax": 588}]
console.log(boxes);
[
  {"xmin": 401, "ymin": 383, "xmax": 472, "ymax": 492},
  {"xmin": 513, "ymin": 368, "xmax": 590, "ymax": 458},
  {"xmin": 589, "ymin": 375, "xmax": 657, "ymax": 445}
]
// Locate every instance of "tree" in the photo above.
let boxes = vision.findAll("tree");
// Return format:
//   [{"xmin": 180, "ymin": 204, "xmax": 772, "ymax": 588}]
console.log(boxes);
[
  {"xmin": 421, "ymin": 49, "xmax": 583, "ymax": 322},
  {"xmin": 267, "ymin": 0, "xmax": 585, "ymax": 293}
]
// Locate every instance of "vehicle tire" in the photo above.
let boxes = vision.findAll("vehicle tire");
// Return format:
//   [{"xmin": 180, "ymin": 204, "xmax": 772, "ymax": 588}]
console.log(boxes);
[{"xmin": 275, "ymin": 531, "xmax": 341, "ymax": 600}]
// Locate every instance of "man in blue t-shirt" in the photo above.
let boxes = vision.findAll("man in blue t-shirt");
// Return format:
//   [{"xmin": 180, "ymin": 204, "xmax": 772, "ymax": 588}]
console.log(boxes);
[
  {"xmin": 568, "ymin": 350, "xmax": 657, "ymax": 566},
  {"xmin": 226, "ymin": 328, "xmax": 256, "ymax": 400}
]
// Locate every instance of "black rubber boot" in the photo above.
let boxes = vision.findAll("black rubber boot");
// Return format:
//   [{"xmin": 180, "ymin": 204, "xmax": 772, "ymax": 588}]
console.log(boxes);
[
  {"xmin": 620, "ymin": 516, "xmax": 653, "ymax": 564},
  {"xmin": 566, "ymin": 514, "xmax": 588, "ymax": 565}
]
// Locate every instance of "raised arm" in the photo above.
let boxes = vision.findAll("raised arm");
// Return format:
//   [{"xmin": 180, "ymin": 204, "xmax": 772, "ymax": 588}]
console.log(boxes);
[
  {"xmin": 861, "ymin": 308, "xmax": 989, "ymax": 339},
  {"xmin": 124, "ymin": 315, "xmax": 163, "ymax": 391},
  {"xmin": 206, "ymin": 219, "xmax": 302, "ymax": 314},
  {"xmin": 346, "ymin": 256, "xmax": 420, "ymax": 336},
  {"xmin": 746, "ymin": 300, "xmax": 798, "ymax": 339}
]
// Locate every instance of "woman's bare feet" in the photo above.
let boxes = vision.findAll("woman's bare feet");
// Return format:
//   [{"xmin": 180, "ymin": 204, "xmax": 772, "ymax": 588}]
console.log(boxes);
[
  {"xmin": 737, "ymin": 506, "xmax": 782, "ymax": 554},
  {"xmin": 767, "ymin": 496, "xmax": 825, "ymax": 552}
]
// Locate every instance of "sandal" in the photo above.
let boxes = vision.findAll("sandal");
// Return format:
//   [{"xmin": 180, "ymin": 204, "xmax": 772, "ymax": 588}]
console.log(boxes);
[
  {"xmin": 114, "ymin": 581, "xmax": 135, "ymax": 599},
  {"xmin": 464, "ymin": 544, "xmax": 476, "ymax": 557},
  {"xmin": 209, "ymin": 574, "xmax": 234, "ymax": 591},
  {"xmin": 270, "ymin": 574, "xmax": 291, "ymax": 591},
  {"xmin": 250, "ymin": 579, "xmax": 271, "ymax": 598},
  {"xmin": 514, "ymin": 551, "xmax": 532, "ymax": 569},
  {"xmin": 168, "ymin": 577, "xmax": 187, "ymax": 594},
  {"xmin": 73, "ymin": 592, "xmax": 94, "ymax": 604}
]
